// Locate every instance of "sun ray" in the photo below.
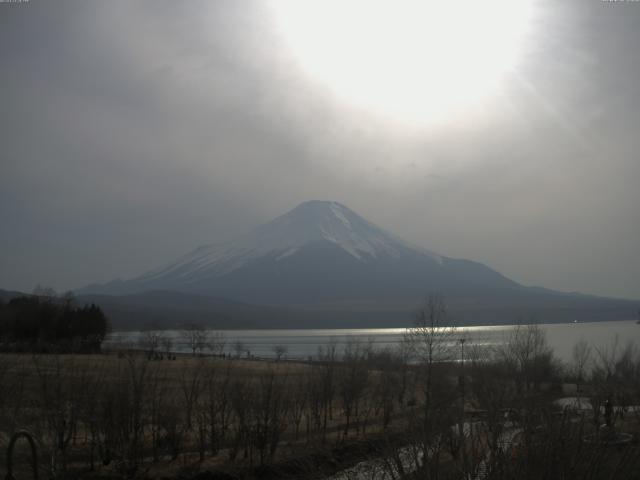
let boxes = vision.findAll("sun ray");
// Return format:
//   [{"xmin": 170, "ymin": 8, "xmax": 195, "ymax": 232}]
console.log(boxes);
[{"xmin": 271, "ymin": 0, "xmax": 534, "ymax": 126}]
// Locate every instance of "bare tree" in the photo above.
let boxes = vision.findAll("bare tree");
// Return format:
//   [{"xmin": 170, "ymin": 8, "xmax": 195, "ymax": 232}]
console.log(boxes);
[
  {"xmin": 373, "ymin": 352, "xmax": 401, "ymax": 430},
  {"xmin": 181, "ymin": 323, "xmax": 208, "ymax": 356},
  {"xmin": 395, "ymin": 336, "xmax": 414, "ymax": 407},
  {"xmin": 317, "ymin": 339, "xmax": 338, "ymax": 441},
  {"xmin": 139, "ymin": 330, "xmax": 162, "ymax": 357},
  {"xmin": 305, "ymin": 368, "xmax": 324, "ymax": 441},
  {"xmin": 287, "ymin": 374, "xmax": 308, "ymax": 440},
  {"xmin": 32, "ymin": 284, "xmax": 58, "ymax": 302},
  {"xmin": 204, "ymin": 362, "xmax": 233, "ymax": 456},
  {"xmin": 501, "ymin": 323, "xmax": 556, "ymax": 394},
  {"xmin": 339, "ymin": 338, "xmax": 369, "ymax": 436},
  {"xmin": 405, "ymin": 294, "xmax": 457, "ymax": 476},
  {"xmin": 252, "ymin": 369, "xmax": 289, "ymax": 464},
  {"xmin": 207, "ymin": 330, "xmax": 226, "ymax": 357},
  {"xmin": 233, "ymin": 340, "xmax": 246, "ymax": 358},
  {"xmin": 228, "ymin": 376, "xmax": 251, "ymax": 461},
  {"xmin": 179, "ymin": 358, "xmax": 205, "ymax": 429},
  {"xmin": 406, "ymin": 294, "xmax": 455, "ymax": 421},
  {"xmin": 161, "ymin": 335, "xmax": 173, "ymax": 357},
  {"xmin": 125, "ymin": 354, "xmax": 150, "ymax": 467},
  {"xmin": 273, "ymin": 344, "xmax": 288, "ymax": 362},
  {"xmin": 32, "ymin": 355, "xmax": 83, "ymax": 474},
  {"xmin": 571, "ymin": 338, "xmax": 592, "ymax": 394},
  {"xmin": 146, "ymin": 363, "xmax": 169, "ymax": 463},
  {"xmin": 591, "ymin": 336, "xmax": 639, "ymax": 425}
]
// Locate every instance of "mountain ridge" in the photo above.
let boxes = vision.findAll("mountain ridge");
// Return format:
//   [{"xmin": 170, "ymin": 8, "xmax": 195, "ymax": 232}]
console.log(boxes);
[
  {"xmin": 79, "ymin": 200, "xmax": 522, "ymax": 302},
  {"xmin": 73, "ymin": 200, "xmax": 638, "ymax": 326}
]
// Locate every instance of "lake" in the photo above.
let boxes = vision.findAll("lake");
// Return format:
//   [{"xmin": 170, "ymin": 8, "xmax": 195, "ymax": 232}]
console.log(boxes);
[{"xmin": 106, "ymin": 319, "xmax": 640, "ymax": 363}]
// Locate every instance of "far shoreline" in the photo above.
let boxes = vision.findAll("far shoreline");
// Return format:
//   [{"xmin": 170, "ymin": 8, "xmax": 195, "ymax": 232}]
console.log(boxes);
[{"xmin": 108, "ymin": 317, "xmax": 638, "ymax": 334}]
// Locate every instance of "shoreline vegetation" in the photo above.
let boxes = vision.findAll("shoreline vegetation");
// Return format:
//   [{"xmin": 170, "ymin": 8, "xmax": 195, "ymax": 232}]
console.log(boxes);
[
  {"xmin": 0, "ymin": 288, "xmax": 109, "ymax": 354},
  {"xmin": 1, "ymin": 294, "xmax": 640, "ymax": 479}
]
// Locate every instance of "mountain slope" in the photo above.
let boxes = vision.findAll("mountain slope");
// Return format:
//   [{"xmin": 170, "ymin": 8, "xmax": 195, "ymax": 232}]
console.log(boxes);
[{"xmin": 81, "ymin": 200, "xmax": 522, "ymax": 303}]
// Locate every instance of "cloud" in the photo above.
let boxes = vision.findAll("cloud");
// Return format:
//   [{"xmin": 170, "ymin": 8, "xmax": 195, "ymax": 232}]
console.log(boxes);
[{"xmin": 1, "ymin": 0, "xmax": 639, "ymax": 299}]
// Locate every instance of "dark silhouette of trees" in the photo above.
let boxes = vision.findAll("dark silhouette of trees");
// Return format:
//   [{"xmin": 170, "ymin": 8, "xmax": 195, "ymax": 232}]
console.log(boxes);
[{"xmin": 0, "ymin": 291, "xmax": 110, "ymax": 352}]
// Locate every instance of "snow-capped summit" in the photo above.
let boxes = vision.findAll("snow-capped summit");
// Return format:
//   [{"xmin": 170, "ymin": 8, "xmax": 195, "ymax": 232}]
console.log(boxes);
[
  {"xmin": 252, "ymin": 200, "xmax": 407, "ymax": 260},
  {"xmin": 268, "ymin": 200, "xmax": 441, "ymax": 261},
  {"xmin": 82, "ymin": 201, "xmax": 520, "ymax": 303},
  {"xmin": 137, "ymin": 200, "xmax": 439, "ymax": 282}
]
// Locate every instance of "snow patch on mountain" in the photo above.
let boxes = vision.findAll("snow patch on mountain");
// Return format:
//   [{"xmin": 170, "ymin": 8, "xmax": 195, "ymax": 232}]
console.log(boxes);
[
  {"xmin": 275, "ymin": 247, "xmax": 299, "ymax": 261},
  {"xmin": 330, "ymin": 202, "xmax": 352, "ymax": 228}
]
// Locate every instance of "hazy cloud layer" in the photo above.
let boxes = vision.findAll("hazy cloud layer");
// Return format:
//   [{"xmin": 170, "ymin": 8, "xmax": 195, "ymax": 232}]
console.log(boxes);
[{"xmin": 1, "ymin": 0, "xmax": 639, "ymax": 299}]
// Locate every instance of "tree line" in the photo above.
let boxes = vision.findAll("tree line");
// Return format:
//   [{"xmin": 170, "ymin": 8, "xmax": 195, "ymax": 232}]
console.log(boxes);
[{"xmin": 0, "ymin": 288, "xmax": 110, "ymax": 352}]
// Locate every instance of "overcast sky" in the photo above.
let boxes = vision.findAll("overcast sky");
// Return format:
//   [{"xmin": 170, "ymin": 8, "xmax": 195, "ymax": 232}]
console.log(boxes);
[{"xmin": 1, "ymin": 0, "xmax": 639, "ymax": 300}]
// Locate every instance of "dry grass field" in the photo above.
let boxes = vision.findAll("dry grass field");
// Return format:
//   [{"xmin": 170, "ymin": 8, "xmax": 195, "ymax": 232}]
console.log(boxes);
[
  {"xmin": 0, "ymin": 350, "xmax": 423, "ymax": 479},
  {"xmin": 3, "ymin": 323, "xmax": 640, "ymax": 479}
]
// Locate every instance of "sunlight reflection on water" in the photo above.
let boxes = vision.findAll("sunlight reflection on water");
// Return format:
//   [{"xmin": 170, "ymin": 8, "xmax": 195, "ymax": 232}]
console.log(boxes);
[{"xmin": 106, "ymin": 320, "xmax": 639, "ymax": 363}]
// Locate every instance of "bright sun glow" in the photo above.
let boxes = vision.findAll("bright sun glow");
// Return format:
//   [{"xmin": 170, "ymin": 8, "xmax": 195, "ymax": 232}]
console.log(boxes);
[{"xmin": 271, "ymin": 0, "xmax": 533, "ymax": 126}]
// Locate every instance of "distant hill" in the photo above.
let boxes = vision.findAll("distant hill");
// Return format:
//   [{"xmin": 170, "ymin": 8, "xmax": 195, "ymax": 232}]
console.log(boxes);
[
  {"xmin": 1, "ymin": 286, "xmax": 636, "ymax": 331},
  {"xmin": 0, "ymin": 289, "xmax": 26, "ymax": 303},
  {"xmin": 0, "ymin": 288, "xmax": 415, "ymax": 330},
  {"xmin": 74, "ymin": 200, "xmax": 638, "ymax": 327},
  {"xmin": 75, "ymin": 290, "xmax": 305, "ymax": 330}
]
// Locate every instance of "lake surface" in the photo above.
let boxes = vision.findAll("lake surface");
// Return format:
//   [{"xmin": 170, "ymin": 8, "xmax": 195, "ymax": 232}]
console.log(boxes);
[{"xmin": 107, "ymin": 320, "xmax": 640, "ymax": 363}]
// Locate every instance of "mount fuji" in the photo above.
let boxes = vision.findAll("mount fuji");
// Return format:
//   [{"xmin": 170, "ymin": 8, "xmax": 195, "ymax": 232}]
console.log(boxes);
[
  {"xmin": 78, "ymin": 201, "xmax": 636, "ymax": 327},
  {"xmin": 82, "ymin": 201, "xmax": 521, "ymax": 303}
]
